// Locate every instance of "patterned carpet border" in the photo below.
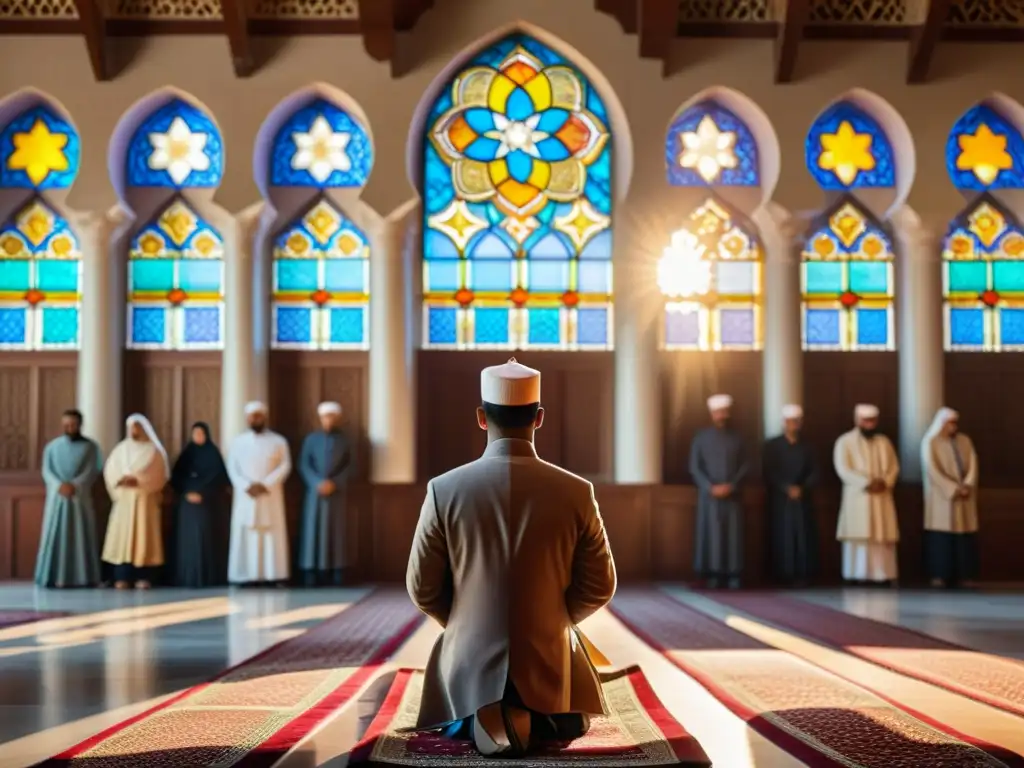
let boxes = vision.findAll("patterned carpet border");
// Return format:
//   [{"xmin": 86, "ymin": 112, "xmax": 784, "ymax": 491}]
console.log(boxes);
[
  {"xmin": 704, "ymin": 592, "xmax": 1024, "ymax": 721},
  {"xmin": 0, "ymin": 610, "xmax": 71, "ymax": 630},
  {"xmin": 350, "ymin": 665, "xmax": 709, "ymax": 767},
  {"xmin": 35, "ymin": 588, "xmax": 424, "ymax": 768},
  {"xmin": 610, "ymin": 588, "xmax": 1021, "ymax": 768}
]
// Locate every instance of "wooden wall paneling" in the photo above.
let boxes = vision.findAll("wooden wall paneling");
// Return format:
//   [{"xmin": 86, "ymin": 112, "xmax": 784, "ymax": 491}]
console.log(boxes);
[
  {"xmin": 370, "ymin": 483, "xmax": 424, "ymax": 582},
  {"xmin": 181, "ymin": 366, "xmax": 222, "ymax": 448},
  {"xmin": 38, "ymin": 364, "xmax": 78, "ymax": 462},
  {"xmin": 649, "ymin": 485, "xmax": 693, "ymax": 581},
  {"xmin": 0, "ymin": 359, "xmax": 34, "ymax": 471},
  {"xmin": 594, "ymin": 484, "xmax": 651, "ymax": 581}
]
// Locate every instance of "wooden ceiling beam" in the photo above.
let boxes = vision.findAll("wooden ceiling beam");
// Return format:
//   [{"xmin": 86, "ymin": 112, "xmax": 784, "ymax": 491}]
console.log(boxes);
[
  {"xmin": 637, "ymin": 0, "xmax": 676, "ymax": 72},
  {"xmin": 595, "ymin": 0, "xmax": 638, "ymax": 34},
  {"xmin": 71, "ymin": 0, "xmax": 109, "ymax": 81},
  {"xmin": 774, "ymin": 0, "xmax": 811, "ymax": 83},
  {"xmin": 907, "ymin": 0, "xmax": 954, "ymax": 83},
  {"xmin": 220, "ymin": 0, "xmax": 255, "ymax": 77},
  {"xmin": 357, "ymin": 0, "xmax": 398, "ymax": 65}
]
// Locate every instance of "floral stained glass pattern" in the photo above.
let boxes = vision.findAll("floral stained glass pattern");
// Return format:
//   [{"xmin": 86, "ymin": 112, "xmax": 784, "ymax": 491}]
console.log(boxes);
[
  {"xmin": 422, "ymin": 34, "xmax": 613, "ymax": 350},
  {"xmin": 946, "ymin": 103, "xmax": 1024, "ymax": 191},
  {"xmin": 805, "ymin": 101, "xmax": 896, "ymax": 190},
  {"xmin": 269, "ymin": 98, "xmax": 373, "ymax": 188},
  {"xmin": 0, "ymin": 198, "xmax": 81, "ymax": 349},
  {"xmin": 271, "ymin": 198, "xmax": 369, "ymax": 350},
  {"xmin": 663, "ymin": 198, "xmax": 763, "ymax": 350},
  {"xmin": 126, "ymin": 198, "xmax": 224, "ymax": 349},
  {"xmin": 126, "ymin": 98, "xmax": 224, "ymax": 188},
  {"xmin": 802, "ymin": 199, "xmax": 895, "ymax": 350},
  {"xmin": 0, "ymin": 104, "xmax": 81, "ymax": 190},
  {"xmin": 943, "ymin": 197, "xmax": 1024, "ymax": 351},
  {"xmin": 665, "ymin": 100, "xmax": 759, "ymax": 187}
]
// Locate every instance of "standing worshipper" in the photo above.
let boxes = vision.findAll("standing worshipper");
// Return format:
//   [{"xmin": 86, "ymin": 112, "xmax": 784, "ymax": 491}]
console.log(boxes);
[
  {"xmin": 170, "ymin": 422, "xmax": 229, "ymax": 588},
  {"xmin": 763, "ymin": 404, "xmax": 819, "ymax": 586},
  {"xmin": 101, "ymin": 414, "xmax": 169, "ymax": 590},
  {"xmin": 226, "ymin": 402, "xmax": 292, "ymax": 586},
  {"xmin": 297, "ymin": 402, "xmax": 355, "ymax": 587},
  {"xmin": 834, "ymin": 404, "xmax": 900, "ymax": 585},
  {"xmin": 34, "ymin": 409, "xmax": 103, "ymax": 588},
  {"xmin": 689, "ymin": 394, "xmax": 750, "ymax": 589},
  {"xmin": 921, "ymin": 407, "xmax": 979, "ymax": 588}
]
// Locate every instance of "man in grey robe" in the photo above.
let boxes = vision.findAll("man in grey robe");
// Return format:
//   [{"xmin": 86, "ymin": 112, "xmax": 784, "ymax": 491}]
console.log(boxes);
[
  {"xmin": 763, "ymin": 404, "xmax": 818, "ymax": 586},
  {"xmin": 35, "ymin": 409, "xmax": 103, "ymax": 588},
  {"xmin": 689, "ymin": 394, "xmax": 749, "ymax": 589},
  {"xmin": 297, "ymin": 401, "xmax": 355, "ymax": 587}
]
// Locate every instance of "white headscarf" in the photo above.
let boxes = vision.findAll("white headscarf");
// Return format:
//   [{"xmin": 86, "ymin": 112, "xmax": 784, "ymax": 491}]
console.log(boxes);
[
  {"xmin": 125, "ymin": 413, "xmax": 170, "ymax": 478},
  {"xmin": 920, "ymin": 407, "xmax": 958, "ymax": 471}
]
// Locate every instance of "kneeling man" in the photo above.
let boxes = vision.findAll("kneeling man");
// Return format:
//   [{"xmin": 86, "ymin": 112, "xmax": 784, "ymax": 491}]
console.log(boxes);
[{"xmin": 407, "ymin": 358, "xmax": 617, "ymax": 757}]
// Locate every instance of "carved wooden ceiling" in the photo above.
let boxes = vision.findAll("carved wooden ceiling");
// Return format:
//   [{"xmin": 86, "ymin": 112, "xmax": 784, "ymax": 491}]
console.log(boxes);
[{"xmin": 0, "ymin": 0, "xmax": 1020, "ymax": 83}]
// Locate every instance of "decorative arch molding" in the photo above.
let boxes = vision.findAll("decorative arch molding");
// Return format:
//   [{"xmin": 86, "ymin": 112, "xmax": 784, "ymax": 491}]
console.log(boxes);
[{"xmin": 946, "ymin": 96, "xmax": 1024, "ymax": 193}]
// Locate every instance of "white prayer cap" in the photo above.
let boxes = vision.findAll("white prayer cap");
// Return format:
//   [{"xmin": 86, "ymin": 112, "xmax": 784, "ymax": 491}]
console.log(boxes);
[
  {"xmin": 244, "ymin": 401, "xmax": 268, "ymax": 416},
  {"xmin": 782, "ymin": 404, "xmax": 803, "ymax": 420},
  {"xmin": 854, "ymin": 403, "xmax": 879, "ymax": 421},
  {"xmin": 481, "ymin": 357, "xmax": 540, "ymax": 406},
  {"xmin": 936, "ymin": 406, "xmax": 959, "ymax": 423},
  {"xmin": 707, "ymin": 394, "xmax": 733, "ymax": 412},
  {"xmin": 317, "ymin": 401, "xmax": 342, "ymax": 416}
]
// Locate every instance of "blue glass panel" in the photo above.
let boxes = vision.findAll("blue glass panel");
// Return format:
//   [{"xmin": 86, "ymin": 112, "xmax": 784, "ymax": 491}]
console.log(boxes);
[
  {"xmin": 579, "ymin": 229, "xmax": 612, "ymax": 260},
  {"xmin": 425, "ymin": 260, "xmax": 460, "ymax": 293},
  {"xmin": 949, "ymin": 308, "xmax": 985, "ymax": 347},
  {"xmin": 665, "ymin": 308, "xmax": 699, "ymax": 346},
  {"xmin": 577, "ymin": 261, "xmax": 611, "ymax": 294},
  {"xmin": 0, "ymin": 307, "xmax": 27, "ymax": 344},
  {"xmin": 947, "ymin": 261, "xmax": 987, "ymax": 293},
  {"xmin": 720, "ymin": 308, "xmax": 755, "ymax": 346},
  {"xmin": 276, "ymin": 260, "xmax": 318, "ymax": 292},
  {"xmin": 529, "ymin": 233, "xmax": 573, "ymax": 260},
  {"xmin": 36, "ymin": 260, "xmax": 78, "ymax": 292},
  {"xmin": 805, "ymin": 308, "xmax": 840, "ymax": 346},
  {"xmin": 40, "ymin": 307, "xmax": 78, "ymax": 345},
  {"xmin": 269, "ymin": 98, "xmax": 373, "ymax": 188},
  {"xmin": 131, "ymin": 307, "xmax": 167, "ymax": 344},
  {"xmin": 577, "ymin": 308, "xmax": 608, "ymax": 345},
  {"xmin": 0, "ymin": 103, "xmax": 81, "ymax": 189},
  {"xmin": 804, "ymin": 262, "xmax": 843, "ymax": 295},
  {"xmin": 856, "ymin": 308, "xmax": 888, "ymax": 346},
  {"xmin": 993, "ymin": 261, "xmax": 1024, "ymax": 293},
  {"xmin": 527, "ymin": 308, "xmax": 561, "ymax": 345},
  {"xmin": 716, "ymin": 262, "xmax": 754, "ymax": 295},
  {"xmin": 469, "ymin": 260, "xmax": 514, "ymax": 291},
  {"xmin": 324, "ymin": 259, "xmax": 367, "ymax": 293},
  {"xmin": 469, "ymin": 231, "xmax": 515, "ymax": 259},
  {"xmin": 848, "ymin": 262, "xmax": 889, "ymax": 295},
  {"xmin": 183, "ymin": 307, "xmax": 220, "ymax": 344},
  {"xmin": 0, "ymin": 260, "xmax": 30, "ymax": 291},
  {"xmin": 275, "ymin": 306, "xmax": 313, "ymax": 344},
  {"xmin": 125, "ymin": 98, "xmax": 224, "ymax": 188},
  {"xmin": 474, "ymin": 307, "xmax": 509, "ymax": 345},
  {"xmin": 178, "ymin": 260, "xmax": 221, "ymax": 293},
  {"xmin": 1000, "ymin": 308, "xmax": 1024, "ymax": 345},
  {"xmin": 130, "ymin": 260, "xmax": 174, "ymax": 292},
  {"xmin": 329, "ymin": 307, "xmax": 365, "ymax": 344},
  {"xmin": 665, "ymin": 99, "xmax": 760, "ymax": 187},
  {"xmin": 805, "ymin": 101, "xmax": 896, "ymax": 189},
  {"xmin": 528, "ymin": 260, "xmax": 570, "ymax": 292},
  {"xmin": 946, "ymin": 103, "xmax": 1024, "ymax": 190},
  {"xmin": 428, "ymin": 307, "xmax": 458, "ymax": 345},
  {"xmin": 425, "ymin": 228, "xmax": 460, "ymax": 258}
]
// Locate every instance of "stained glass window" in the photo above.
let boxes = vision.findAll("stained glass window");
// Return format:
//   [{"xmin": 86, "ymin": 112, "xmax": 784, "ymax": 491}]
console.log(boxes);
[
  {"xmin": 805, "ymin": 101, "xmax": 895, "ymax": 190},
  {"xmin": 269, "ymin": 98, "xmax": 373, "ymax": 188},
  {"xmin": 943, "ymin": 197, "xmax": 1024, "ymax": 351},
  {"xmin": 271, "ymin": 198, "xmax": 369, "ymax": 349},
  {"xmin": 946, "ymin": 103, "xmax": 1024, "ymax": 191},
  {"xmin": 801, "ymin": 199, "xmax": 895, "ymax": 350},
  {"xmin": 665, "ymin": 100, "xmax": 759, "ymax": 187},
  {"xmin": 662, "ymin": 198, "xmax": 762, "ymax": 350},
  {"xmin": 0, "ymin": 104, "xmax": 81, "ymax": 190},
  {"xmin": 422, "ymin": 33, "xmax": 613, "ymax": 350},
  {"xmin": 126, "ymin": 198, "xmax": 224, "ymax": 349},
  {"xmin": 0, "ymin": 198, "xmax": 81, "ymax": 349},
  {"xmin": 126, "ymin": 97, "xmax": 224, "ymax": 188}
]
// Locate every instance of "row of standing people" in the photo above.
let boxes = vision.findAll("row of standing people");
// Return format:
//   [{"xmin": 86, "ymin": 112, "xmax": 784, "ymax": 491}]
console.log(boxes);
[
  {"xmin": 34, "ymin": 401, "xmax": 356, "ymax": 590},
  {"xmin": 690, "ymin": 396, "xmax": 979, "ymax": 589}
]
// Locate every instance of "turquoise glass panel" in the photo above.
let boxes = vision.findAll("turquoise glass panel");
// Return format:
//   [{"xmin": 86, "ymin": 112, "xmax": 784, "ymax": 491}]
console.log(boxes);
[
  {"xmin": 1000, "ymin": 308, "xmax": 1024, "ymax": 345},
  {"xmin": 179, "ymin": 261, "xmax": 222, "ymax": 293},
  {"xmin": 474, "ymin": 307, "xmax": 510, "ymax": 344},
  {"xmin": 425, "ymin": 261, "xmax": 460, "ymax": 293},
  {"xmin": 716, "ymin": 262, "xmax": 754, "ymax": 295},
  {"xmin": 324, "ymin": 260, "xmax": 366, "ymax": 293},
  {"xmin": 577, "ymin": 307, "xmax": 608, "ymax": 345},
  {"xmin": 848, "ymin": 262, "xmax": 889, "ymax": 295},
  {"xmin": 276, "ymin": 260, "xmax": 318, "ymax": 292},
  {"xmin": 992, "ymin": 261, "xmax": 1024, "ymax": 293},
  {"xmin": 470, "ymin": 260, "xmax": 515, "ymax": 291},
  {"xmin": 275, "ymin": 306, "xmax": 312, "ymax": 344},
  {"xmin": 856, "ymin": 308, "xmax": 888, "ymax": 346},
  {"xmin": 130, "ymin": 306, "xmax": 167, "ymax": 344},
  {"xmin": 577, "ymin": 260, "xmax": 610, "ymax": 294},
  {"xmin": 528, "ymin": 308, "xmax": 561, "ymax": 345},
  {"xmin": 804, "ymin": 262, "xmax": 842, "ymax": 295},
  {"xmin": 428, "ymin": 307, "xmax": 458, "ymax": 344},
  {"xmin": 0, "ymin": 260, "xmax": 31, "ymax": 292},
  {"xmin": 949, "ymin": 308, "xmax": 984, "ymax": 347},
  {"xmin": 805, "ymin": 308, "xmax": 840, "ymax": 346},
  {"xmin": 329, "ymin": 307, "xmax": 365, "ymax": 344},
  {"xmin": 40, "ymin": 307, "xmax": 78, "ymax": 345},
  {"xmin": 947, "ymin": 261, "xmax": 987, "ymax": 293},
  {"xmin": 131, "ymin": 260, "xmax": 174, "ymax": 292},
  {"xmin": 528, "ymin": 260, "xmax": 570, "ymax": 292},
  {"xmin": 0, "ymin": 307, "xmax": 27, "ymax": 344},
  {"xmin": 36, "ymin": 260, "xmax": 79, "ymax": 292}
]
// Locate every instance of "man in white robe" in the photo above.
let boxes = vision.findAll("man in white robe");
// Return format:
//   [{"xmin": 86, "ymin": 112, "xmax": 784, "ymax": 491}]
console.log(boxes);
[
  {"xmin": 834, "ymin": 404, "xmax": 900, "ymax": 584},
  {"xmin": 226, "ymin": 401, "xmax": 292, "ymax": 585}
]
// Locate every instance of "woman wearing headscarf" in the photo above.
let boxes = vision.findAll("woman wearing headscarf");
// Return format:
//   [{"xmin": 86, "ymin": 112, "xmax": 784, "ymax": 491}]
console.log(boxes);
[
  {"xmin": 171, "ymin": 422, "xmax": 229, "ymax": 588},
  {"xmin": 101, "ymin": 414, "xmax": 169, "ymax": 589}
]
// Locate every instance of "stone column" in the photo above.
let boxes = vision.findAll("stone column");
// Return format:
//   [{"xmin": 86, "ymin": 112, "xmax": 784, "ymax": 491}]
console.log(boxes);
[
  {"xmin": 895, "ymin": 212, "xmax": 944, "ymax": 481},
  {"xmin": 220, "ymin": 211, "xmax": 258, "ymax": 444},
  {"xmin": 368, "ymin": 203, "xmax": 417, "ymax": 483},
  {"xmin": 76, "ymin": 210, "xmax": 122, "ymax": 455}
]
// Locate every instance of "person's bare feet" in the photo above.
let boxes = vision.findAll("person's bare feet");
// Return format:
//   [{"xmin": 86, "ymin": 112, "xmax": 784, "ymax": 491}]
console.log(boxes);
[
  {"xmin": 135, "ymin": 580, "xmax": 151, "ymax": 590},
  {"xmin": 114, "ymin": 580, "xmax": 130, "ymax": 590}
]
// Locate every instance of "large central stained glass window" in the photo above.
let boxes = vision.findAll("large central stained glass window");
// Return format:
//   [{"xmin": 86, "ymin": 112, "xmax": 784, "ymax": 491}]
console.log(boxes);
[{"xmin": 422, "ymin": 34, "xmax": 613, "ymax": 350}]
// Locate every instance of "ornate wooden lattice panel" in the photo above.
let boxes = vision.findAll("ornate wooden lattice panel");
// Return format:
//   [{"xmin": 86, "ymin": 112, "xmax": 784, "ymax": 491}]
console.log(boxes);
[
  {"xmin": 678, "ymin": 0, "xmax": 773, "ymax": 22},
  {"xmin": 251, "ymin": 0, "xmax": 358, "ymax": 19},
  {"xmin": 808, "ymin": 0, "xmax": 908, "ymax": 23},
  {"xmin": 112, "ymin": 0, "xmax": 222, "ymax": 19},
  {"xmin": 0, "ymin": 369, "xmax": 31, "ymax": 471},
  {"xmin": 947, "ymin": 0, "xmax": 1024, "ymax": 25},
  {"xmin": 0, "ymin": 0, "xmax": 77, "ymax": 19}
]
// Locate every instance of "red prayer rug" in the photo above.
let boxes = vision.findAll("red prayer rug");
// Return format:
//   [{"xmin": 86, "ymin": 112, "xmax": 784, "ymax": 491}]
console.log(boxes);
[
  {"xmin": 704, "ymin": 591, "xmax": 1024, "ymax": 721},
  {"xmin": 610, "ymin": 588, "xmax": 1021, "ymax": 768},
  {"xmin": 0, "ymin": 610, "xmax": 71, "ymax": 630},
  {"xmin": 351, "ymin": 665, "xmax": 709, "ymax": 766},
  {"xmin": 34, "ymin": 589, "xmax": 424, "ymax": 768}
]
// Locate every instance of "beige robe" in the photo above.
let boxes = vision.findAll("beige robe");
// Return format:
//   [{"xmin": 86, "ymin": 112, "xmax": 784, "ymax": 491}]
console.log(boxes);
[
  {"xmin": 923, "ymin": 432, "xmax": 978, "ymax": 533},
  {"xmin": 406, "ymin": 438, "xmax": 617, "ymax": 728},
  {"xmin": 101, "ymin": 439, "xmax": 168, "ymax": 566},
  {"xmin": 834, "ymin": 428, "xmax": 900, "ymax": 543}
]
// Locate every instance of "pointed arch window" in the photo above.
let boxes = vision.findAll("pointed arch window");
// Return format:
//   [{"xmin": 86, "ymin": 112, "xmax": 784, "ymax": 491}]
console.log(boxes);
[
  {"xmin": 125, "ymin": 97, "xmax": 224, "ymax": 189},
  {"xmin": 805, "ymin": 101, "xmax": 896, "ymax": 191}
]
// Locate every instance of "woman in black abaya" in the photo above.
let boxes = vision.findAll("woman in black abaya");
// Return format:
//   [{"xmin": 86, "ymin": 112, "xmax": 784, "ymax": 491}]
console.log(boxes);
[{"xmin": 170, "ymin": 422, "xmax": 229, "ymax": 587}]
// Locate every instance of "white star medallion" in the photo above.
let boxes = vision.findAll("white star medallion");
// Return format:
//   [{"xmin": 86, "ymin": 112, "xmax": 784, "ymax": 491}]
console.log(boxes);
[
  {"xmin": 679, "ymin": 115, "xmax": 738, "ymax": 184},
  {"xmin": 147, "ymin": 116, "xmax": 211, "ymax": 186},
  {"xmin": 291, "ymin": 115, "xmax": 353, "ymax": 183}
]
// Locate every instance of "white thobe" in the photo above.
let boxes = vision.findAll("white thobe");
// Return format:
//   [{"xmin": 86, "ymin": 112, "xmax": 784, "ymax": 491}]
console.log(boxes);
[{"xmin": 226, "ymin": 429, "xmax": 292, "ymax": 583}]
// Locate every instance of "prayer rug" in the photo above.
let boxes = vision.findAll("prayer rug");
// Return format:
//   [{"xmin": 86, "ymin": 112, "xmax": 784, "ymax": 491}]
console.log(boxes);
[
  {"xmin": 703, "ymin": 591, "xmax": 1024, "ymax": 720},
  {"xmin": 350, "ymin": 666, "xmax": 709, "ymax": 766},
  {"xmin": 0, "ymin": 610, "xmax": 70, "ymax": 630},
  {"xmin": 610, "ymin": 588, "xmax": 1020, "ymax": 768},
  {"xmin": 35, "ymin": 588, "xmax": 424, "ymax": 768}
]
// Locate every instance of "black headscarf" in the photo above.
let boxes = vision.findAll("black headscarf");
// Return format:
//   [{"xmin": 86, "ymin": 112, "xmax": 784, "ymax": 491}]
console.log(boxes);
[{"xmin": 171, "ymin": 422, "xmax": 229, "ymax": 494}]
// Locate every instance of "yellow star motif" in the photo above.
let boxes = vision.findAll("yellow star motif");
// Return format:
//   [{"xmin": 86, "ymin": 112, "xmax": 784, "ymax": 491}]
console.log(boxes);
[
  {"xmin": 818, "ymin": 121, "xmax": 876, "ymax": 187},
  {"xmin": 427, "ymin": 200, "xmax": 488, "ymax": 252},
  {"xmin": 956, "ymin": 124, "xmax": 1013, "ymax": 186},
  {"xmin": 554, "ymin": 199, "xmax": 609, "ymax": 250},
  {"xmin": 6, "ymin": 119, "xmax": 69, "ymax": 186}
]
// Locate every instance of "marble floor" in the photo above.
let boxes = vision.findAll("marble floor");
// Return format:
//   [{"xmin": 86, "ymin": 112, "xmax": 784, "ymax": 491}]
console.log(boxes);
[{"xmin": 0, "ymin": 584, "xmax": 1022, "ymax": 767}]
